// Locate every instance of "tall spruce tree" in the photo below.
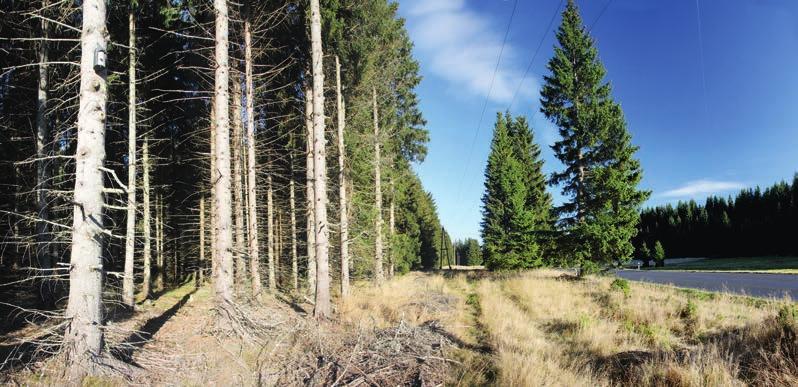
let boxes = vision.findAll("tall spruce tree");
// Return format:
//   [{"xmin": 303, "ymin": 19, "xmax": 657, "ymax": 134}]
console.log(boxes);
[
  {"xmin": 481, "ymin": 113, "xmax": 541, "ymax": 269},
  {"xmin": 507, "ymin": 115, "xmax": 555, "ymax": 260},
  {"xmin": 541, "ymin": 0, "xmax": 649, "ymax": 269}
]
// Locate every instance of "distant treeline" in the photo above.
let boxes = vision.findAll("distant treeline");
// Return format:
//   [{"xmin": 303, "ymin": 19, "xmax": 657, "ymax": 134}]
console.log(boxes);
[{"xmin": 636, "ymin": 175, "xmax": 798, "ymax": 258}]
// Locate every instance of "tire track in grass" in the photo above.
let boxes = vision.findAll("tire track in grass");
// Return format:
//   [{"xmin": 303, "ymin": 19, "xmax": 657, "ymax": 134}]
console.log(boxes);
[{"xmin": 446, "ymin": 274, "xmax": 497, "ymax": 386}]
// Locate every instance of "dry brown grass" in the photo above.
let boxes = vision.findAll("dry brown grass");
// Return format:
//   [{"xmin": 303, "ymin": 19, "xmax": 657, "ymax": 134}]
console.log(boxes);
[
  {"xmin": 476, "ymin": 270, "xmax": 797, "ymax": 386},
  {"xmin": 3, "ymin": 270, "xmax": 795, "ymax": 386}
]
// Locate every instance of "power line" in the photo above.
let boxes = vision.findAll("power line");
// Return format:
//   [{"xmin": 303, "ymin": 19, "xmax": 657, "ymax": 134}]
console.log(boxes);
[
  {"xmin": 453, "ymin": 0, "xmax": 518, "ymax": 205},
  {"xmin": 589, "ymin": 0, "xmax": 614, "ymax": 32},
  {"xmin": 508, "ymin": 0, "xmax": 566, "ymax": 112},
  {"xmin": 694, "ymin": 0, "xmax": 709, "ymax": 121}
]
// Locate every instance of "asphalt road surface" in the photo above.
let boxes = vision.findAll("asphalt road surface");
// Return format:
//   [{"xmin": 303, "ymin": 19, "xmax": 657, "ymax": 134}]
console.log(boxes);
[{"xmin": 616, "ymin": 270, "xmax": 798, "ymax": 300}]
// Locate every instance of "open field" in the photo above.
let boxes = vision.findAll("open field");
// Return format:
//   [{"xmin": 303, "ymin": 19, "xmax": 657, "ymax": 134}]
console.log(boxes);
[
  {"xmin": 655, "ymin": 256, "xmax": 798, "ymax": 274},
  {"xmin": 3, "ymin": 270, "xmax": 797, "ymax": 386}
]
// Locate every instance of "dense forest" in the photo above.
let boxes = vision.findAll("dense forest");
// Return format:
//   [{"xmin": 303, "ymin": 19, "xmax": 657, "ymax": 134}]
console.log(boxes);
[
  {"xmin": 0, "ymin": 0, "xmax": 462, "ymax": 378},
  {"xmin": 636, "ymin": 175, "xmax": 798, "ymax": 259}
]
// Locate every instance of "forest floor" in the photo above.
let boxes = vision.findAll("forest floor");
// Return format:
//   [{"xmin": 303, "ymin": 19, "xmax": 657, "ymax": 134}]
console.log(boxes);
[
  {"xmin": 652, "ymin": 256, "xmax": 798, "ymax": 274},
  {"xmin": 2, "ymin": 270, "xmax": 798, "ymax": 386}
]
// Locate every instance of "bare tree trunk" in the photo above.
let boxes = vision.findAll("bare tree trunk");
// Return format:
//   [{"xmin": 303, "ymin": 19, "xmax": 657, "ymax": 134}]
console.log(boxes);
[
  {"xmin": 290, "ymin": 179, "xmax": 298, "ymax": 291},
  {"xmin": 35, "ymin": 0, "xmax": 53, "ymax": 306},
  {"xmin": 232, "ymin": 73, "xmax": 246, "ymax": 288},
  {"xmin": 267, "ymin": 175, "xmax": 276, "ymax": 290},
  {"xmin": 155, "ymin": 193, "xmax": 164, "ymax": 292},
  {"xmin": 122, "ymin": 4, "xmax": 137, "ymax": 309},
  {"xmin": 213, "ymin": 0, "xmax": 234, "ymax": 305},
  {"xmin": 64, "ymin": 0, "xmax": 109, "ymax": 376},
  {"xmin": 210, "ymin": 96, "xmax": 217, "ymax": 280},
  {"xmin": 244, "ymin": 0, "xmax": 261, "ymax": 296},
  {"xmin": 310, "ymin": 0, "xmax": 331, "ymax": 318},
  {"xmin": 372, "ymin": 87, "xmax": 384, "ymax": 283},
  {"xmin": 141, "ymin": 136, "xmax": 152, "ymax": 299},
  {"xmin": 199, "ymin": 194, "xmax": 205, "ymax": 283},
  {"xmin": 335, "ymin": 56, "xmax": 350, "ymax": 298},
  {"xmin": 389, "ymin": 178, "xmax": 395, "ymax": 278},
  {"xmin": 304, "ymin": 87, "xmax": 316, "ymax": 294}
]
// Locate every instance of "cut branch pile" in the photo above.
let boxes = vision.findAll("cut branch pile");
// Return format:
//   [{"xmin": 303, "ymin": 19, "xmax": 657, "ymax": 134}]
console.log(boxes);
[{"xmin": 278, "ymin": 319, "xmax": 458, "ymax": 386}]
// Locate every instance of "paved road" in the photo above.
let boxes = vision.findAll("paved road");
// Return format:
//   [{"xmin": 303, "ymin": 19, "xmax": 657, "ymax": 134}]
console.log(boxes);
[{"xmin": 616, "ymin": 270, "xmax": 798, "ymax": 300}]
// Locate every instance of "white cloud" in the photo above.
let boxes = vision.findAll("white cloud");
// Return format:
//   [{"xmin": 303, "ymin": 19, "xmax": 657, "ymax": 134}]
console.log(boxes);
[
  {"xmin": 660, "ymin": 180, "xmax": 746, "ymax": 198},
  {"xmin": 401, "ymin": 0, "xmax": 537, "ymax": 104}
]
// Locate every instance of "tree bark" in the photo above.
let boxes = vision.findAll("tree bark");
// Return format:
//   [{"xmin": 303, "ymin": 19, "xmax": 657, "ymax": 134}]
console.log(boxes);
[
  {"xmin": 213, "ymin": 0, "xmax": 234, "ymax": 306},
  {"xmin": 304, "ymin": 87, "xmax": 316, "ymax": 294},
  {"xmin": 122, "ymin": 4, "xmax": 137, "ymax": 309},
  {"xmin": 244, "ymin": 0, "xmax": 261, "ymax": 296},
  {"xmin": 290, "ymin": 179, "xmax": 298, "ymax": 291},
  {"xmin": 155, "ymin": 193, "xmax": 164, "ymax": 292},
  {"xmin": 372, "ymin": 87, "xmax": 384, "ymax": 283},
  {"xmin": 335, "ymin": 56, "xmax": 350, "ymax": 297},
  {"xmin": 199, "ymin": 194, "xmax": 205, "ymax": 283},
  {"xmin": 35, "ymin": 0, "xmax": 53, "ymax": 306},
  {"xmin": 389, "ymin": 179, "xmax": 395, "ymax": 278},
  {"xmin": 267, "ymin": 175, "xmax": 276, "ymax": 290},
  {"xmin": 232, "ymin": 72, "xmax": 246, "ymax": 288},
  {"xmin": 141, "ymin": 136, "xmax": 152, "ymax": 299},
  {"xmin": 210, "ymin": 96, "xmax": 217, "ymax": 279},
  {"xmin": 310, "ymin": 0, "xmax": 331, "ymax": 318},
  {"xmin": 64, "ymin": 0, "xmax": 109, "ymax": 376}
]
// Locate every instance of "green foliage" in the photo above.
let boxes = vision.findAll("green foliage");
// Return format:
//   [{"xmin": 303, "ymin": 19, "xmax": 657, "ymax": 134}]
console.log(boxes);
[
  {"xmin": 454, "ymin": 238, "xmax": 482, "ymax": 266},
  {"xmin": 637, "ymin": 175, "xmax": 798, "ymax": 259},
  {"xmin": 777, "ymin": 304, "xmax": 798, "ymax": 329},
  {"xmin": 481, "ymin": 113, "xmax": 552, "ymax": 270},
  {"xmin": 681, "ymin": 300, "xmax": 699, "ymax": 321},
  {"xmin": 540, "ymin": 0, "xmax": 649, "ymax": 269},
  {"xmin": 610, "ymin": 278, "xmax": 631, "ymax": 297},
  {"xmin": 637, "ymin": 242, "xmax": 652, "ymax": 266},
  {"xmin": 653, "ymin": 241, "xmax": 666, "ymax": 265}
]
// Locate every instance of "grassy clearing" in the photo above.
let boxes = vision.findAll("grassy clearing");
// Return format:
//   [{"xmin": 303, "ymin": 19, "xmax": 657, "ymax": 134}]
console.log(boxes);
[
  {"xmin": 656, "ymin": 256, "xmax": 798, "ymax": 274},
  {"xmin": 472, "ymin": 270, "xmax": 797, "ymax": 386},
  {"xmin": 4, "ymin": 271, "xmax": 796, "ymax": 386}
]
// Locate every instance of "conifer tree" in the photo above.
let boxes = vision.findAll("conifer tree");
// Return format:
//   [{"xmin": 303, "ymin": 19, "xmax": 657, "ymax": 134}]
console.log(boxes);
[
  {"xmin": 481, "ymin": 113, "xmax": 540, "ymax": 269},
  {"xmin": 541, "ymin": 0, "xmax": 648, "ymax": 269}
]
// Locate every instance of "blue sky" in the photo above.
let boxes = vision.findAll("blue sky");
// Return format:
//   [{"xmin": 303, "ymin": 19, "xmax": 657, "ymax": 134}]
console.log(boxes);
[{"xmin": 396, "ymin": 0, "xmax": 798, "ymax": 242}]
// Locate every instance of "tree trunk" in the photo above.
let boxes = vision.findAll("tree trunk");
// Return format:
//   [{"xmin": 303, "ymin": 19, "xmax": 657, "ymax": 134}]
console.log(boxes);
[
  {"xmin": 389, "ymin": 179, "xmax": 395, "ymax": 278},
  {"xmin": 35, "ymin": 0, "xmax": 53, "ymax": 306},
  {"xmin": 335, "ymin": 56, "xmax": 350, "ymax": 298},
  {"xmin": 304, "ymin": 87, "xmax": 316, "ymax": 294},
  {"xmin": 267, "ymin": 175, "xmax": 276, "ymax": 290},
  {"xmin": 122, "ymin": 4, "xmax": 137, "ymax": 309},
  {"xmin": 155, "ymin": 193, "xmax": 164, "ymax": 292},
  {"xmin": 232, "ymin": 72, "xmax": 246, "ymax": 288},
  {"xmin": 64, "ymin": 0, "xmax": 109, "ymax": 376},
  {"xmin": 290, "ymin": 179, "xmax": 298, "ymax": 291},
  {"xmin": 372, "ymin": 87, "xmax": 384, "ymax": 283},
  {"xmin": 141, "ymin": 136, "xmax": 152, "ymax": 299},
  {"xmin": 213, "ymin": 0, "xmax": 234, "ymax": 306},
  {"xmin": 199, "ymin": 194, "xmax": 205, "ymax": 283},
  {"xmin": 244, "ymin": 0, "xmax": 261, "ymax": 296},
  {"xmin": 210, "ymin": 96, "xmax": 217, "ymax": 279},
  {"xmin": 309, "ymin": 0, "xmax": 331, "ymax": 318}
]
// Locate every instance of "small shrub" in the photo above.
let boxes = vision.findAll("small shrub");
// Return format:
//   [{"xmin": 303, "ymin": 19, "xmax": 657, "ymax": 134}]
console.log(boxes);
[
  {"xmin": 610, "ymin": 278, "xmax": 631, "ymax": 297},
  {"xmin": 466, "ymin": 293, "xmax": 479, "ymax": 307},
  {"xmin": 577, "ymin": 313, "xmax": 593, "ymax": 330},
  {"xmin": 680, "ymin": 300, "xmax": 698, "ymax": 321},
  {"xmin": 777, "ymin": 304, "xmax": 798, "ymax": 329},
  {"xmin": 680, "ymin": 300, "xmax": 699, "ymax": 336}
]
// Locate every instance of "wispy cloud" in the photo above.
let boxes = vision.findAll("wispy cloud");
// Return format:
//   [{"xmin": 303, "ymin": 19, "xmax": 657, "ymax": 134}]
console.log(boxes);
[
  {"xmin": 402, "ymin": 0, "xmax": 537, "ymax": 104},
  {"xmin": 660, "ymin": 180, "xmax": 746, "ymax": 198}
]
